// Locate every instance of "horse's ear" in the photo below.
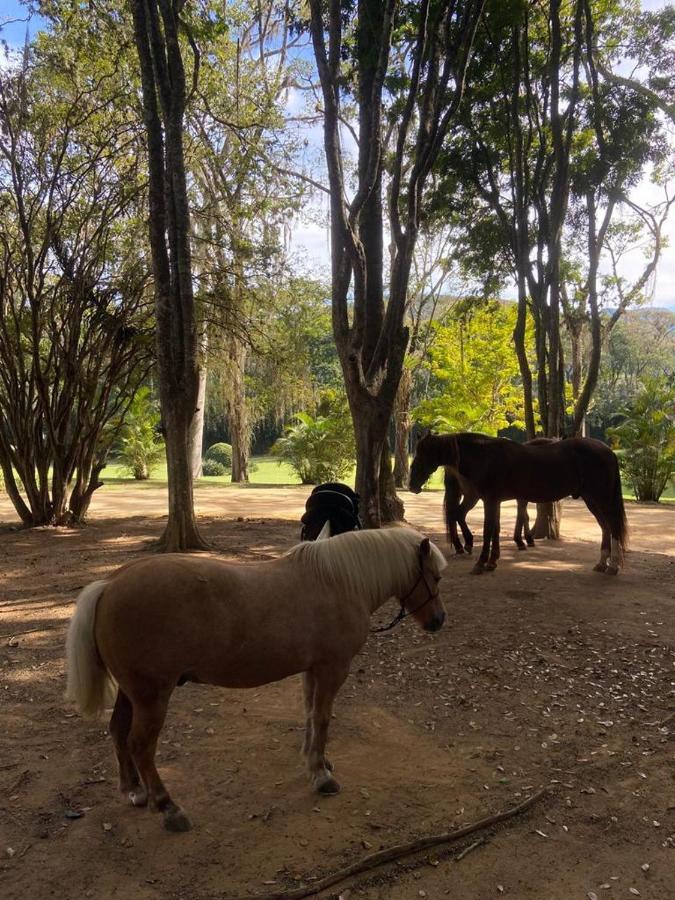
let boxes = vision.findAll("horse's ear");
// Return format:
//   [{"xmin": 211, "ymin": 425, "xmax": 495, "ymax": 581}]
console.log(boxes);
[{"xmin": 419, "ymin": 537, "xmax": 431, "ymax": 557}]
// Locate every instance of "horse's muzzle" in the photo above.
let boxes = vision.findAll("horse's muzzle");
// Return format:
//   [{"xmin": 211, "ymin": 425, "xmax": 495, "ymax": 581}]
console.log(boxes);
[{"xmin": 424, "ymin": 611, "xmax": 445, "ymax": 633}]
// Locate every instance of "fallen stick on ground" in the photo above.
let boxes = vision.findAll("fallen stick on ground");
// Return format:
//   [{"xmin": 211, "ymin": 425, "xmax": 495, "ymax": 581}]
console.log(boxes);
[
  {"xmin": 0, "ymin": 626, "xmax": 53, "ymax": 640},
  {"xmin": 455, "ymin": 837, "xmax": 485, "ymax": 861},
  {"xmin": 244, "ymin": 787, "xmax": 547, "ymax": 900}
]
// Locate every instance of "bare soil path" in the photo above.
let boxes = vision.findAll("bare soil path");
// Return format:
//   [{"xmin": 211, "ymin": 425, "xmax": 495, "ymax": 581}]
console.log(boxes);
[{"xmin": 0, "ymin": 487, "xmax": 673, "ymax": 900}]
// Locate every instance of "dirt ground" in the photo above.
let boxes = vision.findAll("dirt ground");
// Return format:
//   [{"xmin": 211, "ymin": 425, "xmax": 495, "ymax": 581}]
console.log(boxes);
[{"xmin": 0, "ymin": 487, "xmax": 674, "ymax": 900}]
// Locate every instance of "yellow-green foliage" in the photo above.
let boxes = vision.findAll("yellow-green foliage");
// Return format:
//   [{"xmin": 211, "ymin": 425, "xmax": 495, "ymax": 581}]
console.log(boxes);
[{"xmin": 414, "ymin": 301, "xmax": 530, "ymax": 434}]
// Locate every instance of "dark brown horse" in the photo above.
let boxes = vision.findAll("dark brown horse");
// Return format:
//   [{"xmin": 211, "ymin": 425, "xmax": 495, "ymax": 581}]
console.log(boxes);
[
  {"xmin": 410, "ymin": 432, "xmax": 628, "ymax": 575},
  {"xmin": 443, "ymin": 438, "xmax": 557, "ymax": 554}
]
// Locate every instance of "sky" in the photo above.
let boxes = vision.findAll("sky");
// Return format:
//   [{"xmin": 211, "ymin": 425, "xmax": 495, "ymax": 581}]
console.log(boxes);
[{"xmin": 2, "ymin": 0, "xmax": 674, "ymax": 310}]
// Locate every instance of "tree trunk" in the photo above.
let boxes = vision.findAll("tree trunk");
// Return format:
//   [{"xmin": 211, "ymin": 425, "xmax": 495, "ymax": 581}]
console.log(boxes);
[
  {"xmin": 132, "ymin": 0, "xmax": 207, "ymax": 551},
  {"xmin": 393, "ymin": 368, "xmax": 412, "ymax": 488},
  {"xmin": 379, "ymin": 436, "xmax": 405, "ymax": 522},
  {"xmin": 161, "ymin": 402, "xmax": 205, "ymax": 549},
  {"xmin": 228, "ymin": 337, "xmax": 249, "ymax": 483},
  {"xmin": 351, "ymin": 396, "xmax": 389, "ymax": 528},
  {"xmin": 533, "ymin": 500, "xmax": 562, "ymax": 539},
  {"xmin": 189, "ymin": 363, "xmax": 206, "ymax": 480},
  {"xmin": 189, "ymin": 333, "xmax": 208, "ymax": 481},
  {"xmin": 0, "ymin": 453, "xmax": 33, "ymax": 526},
  {"xmin": 68, "ymin": 461, "xmax": 105, "ymax": 523}
]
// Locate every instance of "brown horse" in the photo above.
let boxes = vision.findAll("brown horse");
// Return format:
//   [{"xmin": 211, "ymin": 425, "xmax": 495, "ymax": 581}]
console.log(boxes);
[
  {"xmin": 66, "ymin": 527, "xmax": 447, "ymax": 832},
  {"xmin": 410, "ymin": 432, "xmax": 627, "ymax": 575},
  {"xmin": 443, "ymin": 438, "xmax": 557, "ymax": 554}
]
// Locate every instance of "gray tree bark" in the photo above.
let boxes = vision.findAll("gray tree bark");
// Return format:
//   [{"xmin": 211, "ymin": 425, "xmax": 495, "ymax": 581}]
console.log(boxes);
[{"xmin": 131, "ymin": 0, "xmax": 208, "ymax": 550}]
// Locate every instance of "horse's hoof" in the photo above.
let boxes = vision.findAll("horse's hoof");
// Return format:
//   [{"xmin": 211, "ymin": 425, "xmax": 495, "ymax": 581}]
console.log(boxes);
[
  {"xmin": 164, "ymin": 808, "xmax": 192, "ymax": 832},
  {"xmin": 315, "ymin": 774, "xmax": 340, "ymax": 795},
  {"xmin": 526, "ymin": 539, "xmax": 535, "ymax": 547},
  {"xmin": 454, "ymin": 547, "xmax": 465, "ymax": 556},
  {"xmin": 517, "ymin": 544, "xmax": 527, "ymax": 551},
  {"xmin": 593, "ymin": 562, "xmax": 607, "ymax": 573},
  {"xmin": 484, "ymin": 562, "xmax": 497, "ymax": 571},
  {"xmin": 605, "ymin": 565, "xmax": 619, "ymax": 576},
  {"xmin": 465, "ymin": 545, "xmax": 473, "ymax": 555},
  {"xmin": 471, "ymin": 563, "xmax": 484, "ymax": 575},
  {"xmin": 129, "ymin": 789, "xmax": 148, "ymax": 807}
]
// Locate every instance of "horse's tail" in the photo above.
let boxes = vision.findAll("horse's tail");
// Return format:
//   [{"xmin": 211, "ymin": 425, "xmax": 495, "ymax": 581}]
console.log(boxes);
[
  {"xmin": 609, "ymin": 460, "xmax": 629, "ymax": 561},
  {"xmin": 65, "ymin": 580, "xmax": 116, "ymax": 718}
]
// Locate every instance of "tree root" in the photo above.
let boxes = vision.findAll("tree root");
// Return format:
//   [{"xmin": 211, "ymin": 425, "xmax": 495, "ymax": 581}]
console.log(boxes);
[{"xmin": 245, "ymin": 787, "xmax": 548, "ymax": 900}]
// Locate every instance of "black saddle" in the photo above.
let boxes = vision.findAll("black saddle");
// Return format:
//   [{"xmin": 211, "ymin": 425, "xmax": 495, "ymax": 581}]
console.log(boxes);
[{"xmin": 300, "ymin": 482, "xmax": 362, "ymax": 540}]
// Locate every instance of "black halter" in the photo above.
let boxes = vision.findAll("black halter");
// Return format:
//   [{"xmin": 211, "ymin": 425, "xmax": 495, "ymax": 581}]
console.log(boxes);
[{"xmin": 370, "ymin": 551, "xmax": 437, "ymax": 634}]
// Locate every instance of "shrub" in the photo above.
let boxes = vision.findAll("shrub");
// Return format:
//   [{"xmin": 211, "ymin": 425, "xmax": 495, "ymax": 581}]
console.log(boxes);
[
  {"xmin": 272, "ymin": 391, "xmax": 355, "ymax": 484},
  {"xmin": 608, "ymin": 378, "xmax": 675, "ymax": 502},
  {"xmin": 202, "ymin": 458, "xmax": 227, "ymax": 476},
  {"xmin": 118, "ymin": 388, "xmax": 165, "ymax": 480},
  {"xmin": 205, "ymin": 442, "xmax": 233, "ymax": 469}
]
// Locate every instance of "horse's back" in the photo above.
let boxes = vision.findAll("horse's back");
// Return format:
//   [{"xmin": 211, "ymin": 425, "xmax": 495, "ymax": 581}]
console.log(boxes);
[{"xmin": 93, "ymin": 552, "xmax": 368, "ymax": 691}]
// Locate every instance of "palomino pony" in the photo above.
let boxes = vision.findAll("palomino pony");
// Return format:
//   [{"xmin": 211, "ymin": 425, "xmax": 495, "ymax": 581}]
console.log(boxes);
[
  {"xmin": 443, "ymin": 438, "xmax": 557, "ymax": 554},
  {"xmin": 410, "ymin": 432, "xmax": 627, "ymax": 575},
  {"xmin": 66, "ymin": 527, "xmax": 447, "ymax": 832}
]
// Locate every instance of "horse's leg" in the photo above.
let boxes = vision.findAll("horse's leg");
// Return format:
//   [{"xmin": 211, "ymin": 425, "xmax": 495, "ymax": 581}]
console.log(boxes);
[
  {"xmin": 485, "ymin": 502, "xmax": 501, "ymax": 570},
  {"xmin": 607, "ymin": 536, "xmax": 621, "ymax": 575},
  {"xmin": 459, "ymin": 490, "xmax": 477, "ymax": 553},
  {"xmin": 109, "ymin": 688, "xmax": 143, "ymax": 803},
  {"xmin": 301, "ymin": 671, "xmax": 316, "ymax": 759},
  {"xmin": 584, "ymin": 497, "xmax": 611, "ymax": 572},
  {"xmin": 443, "ymin": 470, "xmax": 465, "ymax": 554},
  {"xmin": 513, "ymin": 500, "xmax": 526, "ymax": 550},
  {"xmin": 472, "ymin": 499, "xmax": 496, "ymax": 574},
  {"xmin": 523, "ymin": 502, "xmax": 536, "ymax": 547},
  {"xmin": 306, "ymin": 663, "xmax": 350, "ymax": 795},
  {"xmin": 595, "ymin": 526, "xmax": 611, "ymax": 573},
  {"xmin": 127, "ymin": 690, "xmax": 190, "ymax": 832},
  {"xmin": 449, "ymin": 516, "xmax": 464, "ymax": 555},
  {"xmin": 514, "ymin": 500, "xmax": 530, "ymax": 550}
]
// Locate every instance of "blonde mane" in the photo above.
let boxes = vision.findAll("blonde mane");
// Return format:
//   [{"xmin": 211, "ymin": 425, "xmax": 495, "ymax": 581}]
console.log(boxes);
[{"xmin": 286, "ymin": 526, "xmax": 447, "ymax": 605}]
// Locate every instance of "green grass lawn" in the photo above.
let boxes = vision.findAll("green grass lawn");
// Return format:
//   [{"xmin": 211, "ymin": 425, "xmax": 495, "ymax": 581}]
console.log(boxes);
[
  {"xmin": 10, "ymin": 454, "xmax": 675, "ymax": 501},
  {"xmin": 102, "ymin": 455, "xmax": 305, "ymax": 488},
  {"xmin": 101, "ymin": 455, "xmax": 455, "ymax": 492}
]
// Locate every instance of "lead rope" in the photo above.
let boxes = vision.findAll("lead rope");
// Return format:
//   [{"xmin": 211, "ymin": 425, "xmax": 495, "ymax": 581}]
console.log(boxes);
[{"xmin": 370, "ymin": 566, "xmax": 435, "ymax": 634}]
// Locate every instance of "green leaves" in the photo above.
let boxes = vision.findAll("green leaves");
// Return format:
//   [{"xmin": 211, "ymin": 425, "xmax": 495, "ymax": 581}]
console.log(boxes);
[
  {"xmin": 117, "ymin": 388, "xmax": 165, "ymax": 481},
  {"xmin": 608, "ymin": 377, "xmax": 675, "ymax": 501},
  {"xmin": 272, "ymin": 390, "xmax": 355, "ymax": 484},
  {"xmin": 413, "ymin": 301, "xmax": 532, "ymax": 435}
]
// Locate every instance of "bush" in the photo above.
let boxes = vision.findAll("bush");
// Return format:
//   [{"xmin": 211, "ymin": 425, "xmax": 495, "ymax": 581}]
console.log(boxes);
[
  {"xmin": 608, "ymin": 378, "xmax": 675, "ymax": 502},
  {"xmin": 205, "ymin": 442, "xmax": 232, "ymax": 468},
  {"xmin": 118, "ymin": 388, "xmax": 165, "ymax": 480},
  {"xmin": 202, "ymin": 458, "xmax": 227, "ymax": 476},
  {"xmin": 272, "ymin": 391, "xmax": 355, "ymax": 484}
]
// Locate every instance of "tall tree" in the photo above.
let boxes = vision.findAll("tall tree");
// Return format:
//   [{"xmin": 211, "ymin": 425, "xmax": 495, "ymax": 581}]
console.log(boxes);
[
  {"xmin": 131, "ymin": 0, "xmax": 208, "ymax": 550},
  {"xmin": 0, "ymin": 12, "xmax": 152, "ymax": 526},
  {"xmin": 438, "ymin": 0, "xmax": 669, "ymax": 536},
  {"xmin": 189, "ymin": 0, "xmax": 306, "ymax": 482},
  {"xmin": 595, "ymin": 5, "xmax": 675, "ymax": 125},
  {"xmin": 392, "ymin": 227, "xmax": 457, "ymax": 487},
  {"xmin": 308, "ymin": 0, "xmax": 485, "ymax": 526}
]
